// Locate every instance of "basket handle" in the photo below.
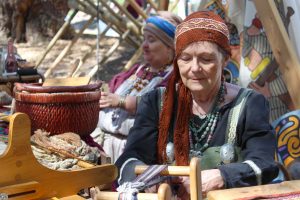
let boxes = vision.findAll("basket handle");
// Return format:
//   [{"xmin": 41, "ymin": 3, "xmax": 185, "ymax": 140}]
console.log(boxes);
[{"xmin": 15, "ymin": 81, "xmax": 102, "ymax": 93}]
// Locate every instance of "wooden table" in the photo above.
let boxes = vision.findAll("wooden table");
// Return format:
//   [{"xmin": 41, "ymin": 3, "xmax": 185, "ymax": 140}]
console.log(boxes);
[
  {"xmin": 207, "ymin": 180, "xmax": 300, "ymax": 200},
  {"xmin": 0, "ymin": 74, "xmax": 41, "ymax": 83},
  {"xmin": 0, "ymin": 74, "xmax": 41, "ymax": 95}
]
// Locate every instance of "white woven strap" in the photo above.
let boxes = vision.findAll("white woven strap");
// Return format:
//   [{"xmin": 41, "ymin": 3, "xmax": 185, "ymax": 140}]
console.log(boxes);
[
  {"xmin": 117, "ymin": 182, "xmax": 144, "ymax": 200},
  {"xmin": 243, "ymin": 160, "xmax": 262, "ymax": 185},
  {"xmin": 118, "ymin": 163, "xmax": 168, "ymax": 200},
  {"xmin": 227, "ymin": 90, "xmax": 250, "ymax": 144}
]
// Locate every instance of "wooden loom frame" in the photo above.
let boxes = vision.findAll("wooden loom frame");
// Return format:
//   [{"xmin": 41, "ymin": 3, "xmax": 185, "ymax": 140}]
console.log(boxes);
[{"xmin": 0, "ymin": 113, "xmax": 117, "ymax": 199}]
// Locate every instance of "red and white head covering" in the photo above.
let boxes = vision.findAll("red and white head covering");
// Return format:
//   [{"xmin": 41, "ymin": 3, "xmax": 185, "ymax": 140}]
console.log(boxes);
[{"xmin": 175, "ymin": 11, "xmax": 231, "ymax": 58}]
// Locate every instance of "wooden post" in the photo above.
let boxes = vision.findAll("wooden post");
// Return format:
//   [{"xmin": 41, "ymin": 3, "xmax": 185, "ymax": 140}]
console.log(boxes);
[
  {"xmin": 88, "ymin": 30, "xmax": 131, "ymax": 77},
  {"xmin": 170, "ymin": 0, "xmax": 180, "ymax": 12},
  {"xmin": 35, "ymin": 9, "xmax": 78, "ymax": 68},
  {"xmin": 100, "ymin": 29, "xmax": 131, "ymax": 64},
  {"xmin": 110, "ymin": 0, "xmax": 143, "ymax": 29},
  {"xmin": 94, "ymin": 0, "xmax": 123, "ymax": 22},
  {"xmin": 158, "ymin": 0, "xmax": 169, "ymax": 10},
  {"xmin": 253, "ymin": 0, "xmax": 300, "ymax": 108},
  {"xmin": 190, "ymin": 157, "xmax": 202, "ymax": 200},
  {"xmin": 44, "ymin": 16, "xmax": 94, "ymax": 78},
  {"xmin": 72, "ymin": 23, "xmax": 112, "ymax": 77},
  {"xmin": 158, "ymin": 183, "xmax": 172, "ymax": 200},
  {"xmin": 76, "ymin": 0, "xmax": 141, "ymax": 37},
  {"xmin": 99, "ymin": 0, "xmax": 142, "ymax": 38},
  {"xmin": 127, "ymin": 0, "xmax": 148, "ymax": 19},
  {"xmin": 147, "ymin": 0, "xmax": 159, "ymax": 12}
]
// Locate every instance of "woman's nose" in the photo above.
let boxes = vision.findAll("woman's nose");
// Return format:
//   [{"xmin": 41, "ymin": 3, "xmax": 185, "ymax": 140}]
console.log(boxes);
[
  {"xmin": 190, "ymin": 58, "xmax": 202, "ymax": 72},
  {"xmin": 142, "ymin": 40, "xmax": 149, "ymax": 49}
]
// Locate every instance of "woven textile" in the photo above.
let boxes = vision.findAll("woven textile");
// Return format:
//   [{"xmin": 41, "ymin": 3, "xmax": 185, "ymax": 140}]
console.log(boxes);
[
  {"xmin": 14, "ymin": 82, "xmax": 102, "ymax": 136},
  {"xmin": 236, "ymin": 191, "xmax": 300, "ymax": 200}
]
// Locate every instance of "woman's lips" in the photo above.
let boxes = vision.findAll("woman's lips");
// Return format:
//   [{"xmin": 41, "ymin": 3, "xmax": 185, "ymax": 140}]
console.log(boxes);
[{"xmin": 191, "ymin": 78, "xmax": 205, "ymax": 81}]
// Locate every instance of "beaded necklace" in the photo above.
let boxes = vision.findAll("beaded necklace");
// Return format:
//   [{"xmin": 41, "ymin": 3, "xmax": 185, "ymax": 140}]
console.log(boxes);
[
  {"xmin": 112, "ymin": 64, "xmax": 169, "ymax": 122},
  {"xmin": 189, "ymin": 83, "xmax": 226, "ymax": 157},
  {"xmin": 124, "ymin": 64, "xmax": 168, "ymax": 95}
]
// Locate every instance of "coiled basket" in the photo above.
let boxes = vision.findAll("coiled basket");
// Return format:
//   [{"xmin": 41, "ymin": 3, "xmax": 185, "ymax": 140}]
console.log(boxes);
[{"xmin": 14, "ymin": 82, "xmax": 102, "ymax": 136}]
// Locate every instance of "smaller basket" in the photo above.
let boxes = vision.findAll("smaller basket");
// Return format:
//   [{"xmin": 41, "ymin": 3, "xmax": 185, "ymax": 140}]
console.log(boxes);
[{"xmin": 14, "ymin": 82, "xmax": 102, "ymax": 136}]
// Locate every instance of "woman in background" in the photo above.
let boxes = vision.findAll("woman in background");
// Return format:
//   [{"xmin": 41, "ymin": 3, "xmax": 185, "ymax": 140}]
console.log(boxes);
[{"xmin": 92, "ymin": 11, "xmax": 182, "ymax": 163}]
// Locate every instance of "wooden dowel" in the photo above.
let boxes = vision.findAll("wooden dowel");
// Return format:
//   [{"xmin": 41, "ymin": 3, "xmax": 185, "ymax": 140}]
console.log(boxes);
[
  {"xmin": 158, "ymin": 183, "xmax": 172, "ymax": 200},
  {"xmin": 135, "ymin": 165, "xmax": 191, "ymax": 176}
]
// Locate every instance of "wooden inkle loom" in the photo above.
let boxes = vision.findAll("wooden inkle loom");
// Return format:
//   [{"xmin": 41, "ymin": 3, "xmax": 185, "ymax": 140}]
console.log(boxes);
[
  {"xmin": 94, "ymin": 157, "xmax": 202, "ymax": 200},
  {"xmin": 0, "ymin": 113, "xmax": 117, "ymax": 199}
]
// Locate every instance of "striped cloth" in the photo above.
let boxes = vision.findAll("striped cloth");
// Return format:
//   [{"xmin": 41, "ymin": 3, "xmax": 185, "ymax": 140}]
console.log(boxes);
[{"xmin": 117, "ymin": 164, "xmax": 168, "ymax": 200}]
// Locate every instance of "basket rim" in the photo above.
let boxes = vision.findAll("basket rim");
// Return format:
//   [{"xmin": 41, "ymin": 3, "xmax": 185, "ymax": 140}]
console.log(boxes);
[
  {"xmin": 14, "ymin": 81, "xmax": 102, "ymax": 93},
  {"xmin": 14, "ymin": 90, "xmax": 101, "ymax": 103}
]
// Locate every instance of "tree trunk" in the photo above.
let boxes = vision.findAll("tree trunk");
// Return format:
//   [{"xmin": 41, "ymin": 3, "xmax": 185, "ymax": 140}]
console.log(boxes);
[{"xmin": 0, "ymin": 0, "xmax": 73, "ymax": 44}]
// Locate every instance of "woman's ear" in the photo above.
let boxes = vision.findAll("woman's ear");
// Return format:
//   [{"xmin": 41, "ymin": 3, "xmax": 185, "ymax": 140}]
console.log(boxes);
[
  {"xmin": 168, "ymin": 48, "xmax": 175, "ymax": 64},
  {"xmin": 222, "ymin": 55, "xmax": 230, "ymax": 69}
]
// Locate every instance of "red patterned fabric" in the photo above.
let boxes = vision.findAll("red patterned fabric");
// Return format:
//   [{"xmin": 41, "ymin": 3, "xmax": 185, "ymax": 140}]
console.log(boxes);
[
  {"xmin": 237, "ymin": 191, "xmax": 300, "ymax": 200},
  {"xmin": 175, "ymin": 11, "xmax": 231, "ymax": 58}
]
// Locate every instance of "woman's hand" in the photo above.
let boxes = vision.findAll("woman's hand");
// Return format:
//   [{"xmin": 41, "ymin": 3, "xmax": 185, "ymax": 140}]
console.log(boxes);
[
  {"xmin": 90, "ymin": 186, "xmax": 101, "ymax": 200},
  {"xmin": 201, "ymin": 169, "xmax": 224, "ymax": 196},
  {"xmin": 99, "ymin": 92, "xmax": 121, "ymax": 108},
  {"xmin": 171, "ymin": 169, "xmax": 224, "ymax": 199},
  {"xmin": 175, "ymin": 176, "xmax": 190, "ymax": 200}
]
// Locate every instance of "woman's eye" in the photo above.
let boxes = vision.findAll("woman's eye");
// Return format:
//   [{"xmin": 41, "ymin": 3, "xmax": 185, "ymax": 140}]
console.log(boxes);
[
  {"xmin": 179, "ymin": 56, "xmax": 191, "ymax": 61},
  {"xmin": 148, "ymin": 37, "xmax": 156, "ymax": 43},
  {"xmin": 201, "ymin": 57, "xmax": 214, "ymax": 62}
]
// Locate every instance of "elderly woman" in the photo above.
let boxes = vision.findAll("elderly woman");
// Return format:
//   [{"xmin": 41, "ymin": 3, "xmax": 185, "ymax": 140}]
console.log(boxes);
[
  {"xmin": 115, "ymin": 11, "xmax": 278, "ymax": 196},
  {"xmin": 94, "ymin": 11, "xmax": 182, "ymax": 163}
]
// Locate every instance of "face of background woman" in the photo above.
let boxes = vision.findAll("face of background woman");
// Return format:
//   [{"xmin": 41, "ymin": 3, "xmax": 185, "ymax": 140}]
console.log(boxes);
[
  {"xmin": 142, "ymin": 31, "xmax": 172, "ymax": 70},
  {"xmin": 177, "ymin": 41, "xmax": 225, "ymax": 94}
]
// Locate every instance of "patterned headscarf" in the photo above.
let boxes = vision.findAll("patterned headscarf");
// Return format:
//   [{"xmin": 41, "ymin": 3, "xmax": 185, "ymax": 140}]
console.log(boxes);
[
  {"xmin": 157, "ymin": 11, "xmax": 231, "ymax": 166},
  {"xmin": 175, "ymin": 11, "xmax": 231, "ymax": 57},
  {"xmin": 143, "ymin": 12, "xmax": 182, "ymax": 49}
]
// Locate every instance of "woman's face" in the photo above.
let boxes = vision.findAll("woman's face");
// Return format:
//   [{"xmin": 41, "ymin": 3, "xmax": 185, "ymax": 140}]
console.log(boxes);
[
  {"xmin": 142, "ymin": 31, "xmax": 172, "ymax": 69},
  {"xmin": 177, "ymin": 41, "xmax": 226, "ymax": 93}
]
